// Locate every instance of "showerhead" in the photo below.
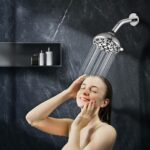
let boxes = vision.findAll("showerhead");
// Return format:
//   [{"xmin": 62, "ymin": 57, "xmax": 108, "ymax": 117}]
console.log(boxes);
[
  {"xmin": 93, "ymin": 13, "xmax": 139, "ymax": 53},
  {"xmin": 93, "ymin": 32, "xmax": 123, "ymax": 53},
  {"xmin": 79, "ymin": 13, "xmax": 139, "ymax": 76}
]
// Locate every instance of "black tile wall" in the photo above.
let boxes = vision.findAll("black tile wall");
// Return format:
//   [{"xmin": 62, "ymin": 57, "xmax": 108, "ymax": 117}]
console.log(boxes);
[{"xmin": 0, "ymin": 0, "xmax": 150, "ymax": 150}]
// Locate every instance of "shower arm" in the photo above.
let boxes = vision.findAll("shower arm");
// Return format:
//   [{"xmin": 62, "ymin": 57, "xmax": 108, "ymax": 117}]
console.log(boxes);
[{"xmin": 111, "ymin": 13, "xmax": 139, "ymax": 33}]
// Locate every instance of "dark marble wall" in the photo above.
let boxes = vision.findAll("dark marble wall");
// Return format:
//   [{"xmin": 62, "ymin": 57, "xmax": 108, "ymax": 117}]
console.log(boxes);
[{"xmin": 0, "ymin": 0, "xmax": 150, "ymax": 150}]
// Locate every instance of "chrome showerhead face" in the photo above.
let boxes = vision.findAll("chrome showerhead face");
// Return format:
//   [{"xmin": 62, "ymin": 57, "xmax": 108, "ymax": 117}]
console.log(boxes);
[{"xmin": 93, "ymin": 32, "xmax": 124, "ymax": 53}]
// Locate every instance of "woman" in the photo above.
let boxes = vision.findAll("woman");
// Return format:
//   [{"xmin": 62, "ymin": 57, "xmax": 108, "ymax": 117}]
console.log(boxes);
[{"xmin": 26, "ymin": 75, "xmax": 117, "ymax": 150}]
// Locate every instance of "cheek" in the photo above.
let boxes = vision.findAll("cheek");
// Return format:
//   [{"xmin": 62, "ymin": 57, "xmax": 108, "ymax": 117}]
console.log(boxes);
[
  {"xmin": 91, "ymin": 95, "xmax": 102, "ymax": 106},
  {"xmin": 76, "ymin": 91, "xmax": 84, "ymax": 108},
  {"xmin": 76, "ymin": 98, "xmax": 83, "ymax": 107},
  {"xmin": 90, "ymin": 94, "xmax": 100, "ymax": 101},
  {"xmin": 76, "ymin": 91, "xmax": 80, "ymax": 99}
]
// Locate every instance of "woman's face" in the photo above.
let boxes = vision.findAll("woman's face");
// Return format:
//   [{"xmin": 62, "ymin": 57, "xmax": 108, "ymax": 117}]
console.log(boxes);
[{"xmin": 76, "ymin": 76, "xmax": 107, "ymax": 108}]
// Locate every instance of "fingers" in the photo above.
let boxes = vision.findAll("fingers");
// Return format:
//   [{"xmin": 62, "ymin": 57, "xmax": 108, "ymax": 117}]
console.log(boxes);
[
  {"xmin": 79, "ymin": 74, "xmax": 87, "ymax": 78},
  {"xmin": 81, "ymin": 102, "xmax": 88, "ymax": 115},
  {"xmin": 81, "ymin": 101, "xmax": 97, "ymax": 117},
  {"xmin": 67, "ymin": 75, "xmax": 87, "ymax": 99},
  {"xmin": 77, "ymin": 74, "xmax": 87, "ymax": 82},
  {"xmin": 91, "ymin": 101, "xmax": 95, "ymax": 111},
  {"xmin": 72, "ymin": 74, "xmax": 86, "ymax": 86},
  {"xmin": 87, "ymin": 101, "xmax": 95, "ymax": 114}
]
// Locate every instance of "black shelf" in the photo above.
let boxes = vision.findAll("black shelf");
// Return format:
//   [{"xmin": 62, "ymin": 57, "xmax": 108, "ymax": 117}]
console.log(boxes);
[{"xmin": 0, "ymin": 42, "xmax": 62, "ymax": 67}]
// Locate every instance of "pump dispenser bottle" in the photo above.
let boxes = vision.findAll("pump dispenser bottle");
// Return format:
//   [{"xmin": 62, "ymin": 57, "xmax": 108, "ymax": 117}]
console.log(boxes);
[
  {"xmin": 39, "ymin": 50, "xmax": 44, "ymax": 66},
  {"xmin": 46, "ymin": 47, "xmax": 53, "ymax": 66}
]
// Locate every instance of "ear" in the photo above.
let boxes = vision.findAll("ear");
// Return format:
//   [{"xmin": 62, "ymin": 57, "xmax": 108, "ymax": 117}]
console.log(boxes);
[{"xmin": 100, "ymin": 98, "xmax": 110, "ymax": 108}]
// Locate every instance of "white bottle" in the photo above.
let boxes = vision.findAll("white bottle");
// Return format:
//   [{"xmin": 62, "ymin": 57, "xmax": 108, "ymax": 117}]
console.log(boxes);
[
  {"xmin": 39, "ymin": 50, "xmax": 44, "ymax": 66},
  {"xmin": 46, "ymin": 47, "xmax": 53, "ymax": 66}
]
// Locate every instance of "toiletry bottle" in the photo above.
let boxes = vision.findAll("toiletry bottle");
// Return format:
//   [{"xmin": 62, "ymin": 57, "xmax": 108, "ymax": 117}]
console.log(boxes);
[
  {"xmin": 39, "ymin": 50, "xmax": 44, "ymax": 66},
  {"xmin": 31, "ymin": 54, "xmax": 39, "ymax": 66},
  {"xmin": 46, "ymin": 47, "xmax": 53, "ymax": 66}
]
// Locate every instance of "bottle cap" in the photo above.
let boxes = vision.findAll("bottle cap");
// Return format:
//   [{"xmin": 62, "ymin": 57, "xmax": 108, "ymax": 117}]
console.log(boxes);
[{"xmin": 48, "ymin": 47, "xmax": 50, "ymax": 51}]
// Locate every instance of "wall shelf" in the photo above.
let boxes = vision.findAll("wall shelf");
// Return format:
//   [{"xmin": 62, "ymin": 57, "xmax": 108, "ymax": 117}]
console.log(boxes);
[{"xmin": 0, "ymin": 42, "xmax": 62, "ymax": 67}]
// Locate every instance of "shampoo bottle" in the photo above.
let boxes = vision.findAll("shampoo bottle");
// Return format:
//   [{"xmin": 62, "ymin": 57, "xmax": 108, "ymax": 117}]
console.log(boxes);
[
  {"xmin": 46, "ymin": 47, "xmax": 53, "ymax": 66},
  {"xmin": 39, "ymin": 50, "xmax": 44, "ymax": 66}
]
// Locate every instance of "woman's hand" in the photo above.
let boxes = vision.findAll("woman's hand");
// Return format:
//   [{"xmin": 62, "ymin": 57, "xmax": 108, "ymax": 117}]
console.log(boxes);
[
  {"xmin": 71, "ymin": 101, "xmax": 99, "ymax": 130},
  {"xmin": 66, "ymin": 75, "xmax": 87, "ymax": 99}
]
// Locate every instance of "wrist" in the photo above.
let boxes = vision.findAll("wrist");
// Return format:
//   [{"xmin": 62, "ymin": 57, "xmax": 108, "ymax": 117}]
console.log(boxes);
[
  {"xmin": 71, "ymin": 124, "xmax": 82, "ymax": 131},
  {"xmin": 64, "ymin": 89, "xmax": 74, "ymax": 99}
]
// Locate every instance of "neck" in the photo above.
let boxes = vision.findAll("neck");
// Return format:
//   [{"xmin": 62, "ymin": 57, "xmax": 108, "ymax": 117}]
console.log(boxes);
[
  {"xmin": 80, "ymin": 107, "xmax": 104, "ymax": 128},
  {"xmin": 86, "ymin": 111, "xmax": 104, "ymax": 129}
]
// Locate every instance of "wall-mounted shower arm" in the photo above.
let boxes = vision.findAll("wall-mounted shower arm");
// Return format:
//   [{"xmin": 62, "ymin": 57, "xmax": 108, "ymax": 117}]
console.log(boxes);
[
  {"xmin": 112, "ymin": 18, "xmax": 131, "ymax": 33},
  {"xmin": 112, "ymin": 13, "xmax": 139, "ymax": 33}
]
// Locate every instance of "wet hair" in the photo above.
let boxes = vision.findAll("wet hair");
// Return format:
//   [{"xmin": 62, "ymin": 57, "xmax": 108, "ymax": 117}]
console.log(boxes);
[
  {"xmin": 87, "ymin": 75, "xmax": 113, "ymax": 124},
  {"xmin": 97, "ymin": 76, "xmax": 112, "ymax": 124}
]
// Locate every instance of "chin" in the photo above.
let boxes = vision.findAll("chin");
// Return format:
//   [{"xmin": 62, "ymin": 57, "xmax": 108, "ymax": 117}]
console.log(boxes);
[
  {"xmin": 76, "ymin": 98, "xmax": 88, "ymax": 108},
  {"xmin": 76, "ymin": 101, "xmax": 83, "ymax": 108}
]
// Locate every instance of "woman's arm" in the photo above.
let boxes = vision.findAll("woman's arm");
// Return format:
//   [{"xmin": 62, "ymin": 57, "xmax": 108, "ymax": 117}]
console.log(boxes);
[
  {"xmin": 25, "ymin": 89, "xmax": 71, "ymax": 124},
  {"xmin": 25, "ymin": 89, "xmax": 74, "ymax": 136},
  {"xmin": 62, "ymin": 127, "xmax": 81, "ymax": 150},
  {"xmin": 25, "ymin": 75, "xmax": 86, "ymax": 137}
]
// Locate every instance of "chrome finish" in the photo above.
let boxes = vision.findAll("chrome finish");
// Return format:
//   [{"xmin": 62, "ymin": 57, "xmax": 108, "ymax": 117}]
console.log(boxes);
[
  {"xmin": 112, "ymin": 13, "xmax": 139, "ymax": 33},
  {"xmin": 93, "ymin": 32, "xmax": 123, "ymax": 53},
  {"xmin": 93, "ymin": 13, "xmax": 139, "ymax": 53},
  {"xmin": 129, "ymin": 13, "xmax": 139, "ymax": 26}
]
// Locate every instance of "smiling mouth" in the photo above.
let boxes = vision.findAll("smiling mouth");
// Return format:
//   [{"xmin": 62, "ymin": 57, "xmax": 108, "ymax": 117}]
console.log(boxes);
[{"xmin": 80, "ymin": 97, "xmax": 90, "ymax": 102}]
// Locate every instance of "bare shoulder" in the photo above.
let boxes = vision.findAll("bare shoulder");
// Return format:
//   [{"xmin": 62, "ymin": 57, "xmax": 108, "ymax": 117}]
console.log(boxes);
[
  {"xmin": 101, "ymin": 123, "xmax": 117, "ymax": 133},
  {"xmin": 91, "ymin": 123, "xmax": 117, "ymax": 147},
  {"xmin": 96, "ymin": 123, "xmax": 117, "ymax": 138},
  {"xmin": 83, "ymin": 123, "xmax": 117, "ymax": 150}
]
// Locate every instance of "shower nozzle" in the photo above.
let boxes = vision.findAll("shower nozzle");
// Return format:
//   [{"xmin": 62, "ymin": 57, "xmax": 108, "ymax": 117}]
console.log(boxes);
[{"xmin": 93, "ymin": 13, "xmax": 139, "ymax": 53}]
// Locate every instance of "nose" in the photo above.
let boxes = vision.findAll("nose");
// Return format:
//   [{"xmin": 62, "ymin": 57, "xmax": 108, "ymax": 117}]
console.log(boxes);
[{"xmin": 83, "ymin": 89, "xmax": 89, "ymax": 96}]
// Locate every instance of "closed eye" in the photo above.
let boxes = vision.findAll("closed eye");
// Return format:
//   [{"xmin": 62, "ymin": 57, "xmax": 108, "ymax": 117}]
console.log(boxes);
[
  {"xmin": 91, "ymin": 90, "xmax": 98, "ymax": 93},
  {"xmin": 91, "ymin": 87, "xmax": 98, "ymax": 93}
]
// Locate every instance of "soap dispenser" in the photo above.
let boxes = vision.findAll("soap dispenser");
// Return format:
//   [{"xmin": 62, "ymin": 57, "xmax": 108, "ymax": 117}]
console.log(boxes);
[
  {"xmin": 46, "ymin": 47, "xmax": 53, "ymax": 66},
  {"xmin": 39, "ymin": 50, "xmax": 44, "ymax": 66}
]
